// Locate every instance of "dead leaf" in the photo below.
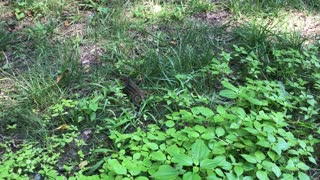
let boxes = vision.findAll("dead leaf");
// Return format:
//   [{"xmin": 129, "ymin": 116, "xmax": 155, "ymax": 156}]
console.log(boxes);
[
  {"xmin": 54, "ymin": 124, "xmax": 69, "ymax": 131},
  {"xmin": 79, "ymin": 161, "xmax": 88, "ymax": 169},
  {"xmin": 26, "ymin": 10, "xmax": 32, "ymax": 17},
  {"xmin": 64, "ymin": 21, "xmax": 70, "ymax": 27},
  {"xmin": 56, "ymin": 75, "xmax": 63, "ymax": 83},
  {"xmin": 56, "ymin": 69, "xmax": 69, "ymax": 83},
  {"xmin": 170, "ymin": 41, "xmax": 177, "ymax": 45}
]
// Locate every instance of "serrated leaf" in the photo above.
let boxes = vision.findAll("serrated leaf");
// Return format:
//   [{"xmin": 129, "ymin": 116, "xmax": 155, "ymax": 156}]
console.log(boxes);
[
  {"xmin": 273, "ymin": 138, "xmax": 289, "ymax": 155},
  {"xmin": 152, "ymin": 165, "xmax": 179, "ymax": 179},
  {"xmin": 191, "ymin": 106, "xmax": 214, "ymax": 117},
  {"xmin": 200, "ymin": 156, "xmax": 226, "ymax": 169},
  {"xmin": 215, "ymin": 127, "xmax": 225, "ymax": 137},
  {"xmin": 226, "ymin": 172, "xmax": 238, "ymax": 180},
  {"xmin": 262, "ymin": 160, "xmax": 274, "ymax": 170},
  {"xmin": 285, "ymin": 159, "xmax": 297, "ymax": 171},
  {"xmin": 240, "ymin": 154, "xmax": 257, "ymax": 164},
  {"xmin": 308, "ymin": 156, "xmax": 317, "ymax": 164},
  {"xmin": 271, "ymin": 164, "xmax": 281, "ymax": 177},
  {"xmin": 243, "ymin": 127, "xmax": 259, "ymax": 135},
  {"xmin": 150, "ymin": 151, "xmax": 167, "ymax": 161},
  {"xmin": 221, "ymin": 81, "xmax": 238, "ymax": 91},
  {"xmin": 192, "ymin": 140, "xmax": 210, "ymax": 162},
  {"xmin": 165, "ymin": 120, "xmax": 175, "ymax": 128},
  {"xmin": 194, "ymin": 125, "xmax": 206, "ymax": 133},
  {"xmin": 201, "ymin": 131, "xmax": 215, "ymax": 139},
  {"xmin": 256, "ymin": 170, "xmax": 268, "ymax": 180},
  {"xmin": 234, "ymin": 166, "xmax": 244, "ymax": 177},
  {"xmin": 107, "ymin": 159, "xmax": 127, "ymax": 175},
  {"xmin": 298, "ymin": 172, "xmax": 310, "ymax": 180},
  {"xmin": 296, "ymin": 162, "xmax": 309, "ymax": 171},
  {"xmin": 216, "ymin": 105, "xmax": 226, "ymax": 115},
  {"xmin": 244, "ymin": 96, "xmax": 267, "ymax": 106},
  {"xmin": 257, "ymin": 140, "xmax": 271, "ymax": 148},
  {"xmin": 182, "ymin": 172, "xmax": 201, "ymax": 180},
  {"xmin": 215, "ymin": 168, "xmax": 224, "ymax": 177},
  {"xmin": 147, "ymin": 142, "xmax": 159, "ymax": 150},
  {"xmin": 219, "ymin": 90, "xmax": 238, "ymax": 99},
  {"xmin": 172, "ymin": 153, "xmax": 193, "ymax": 166},
  {"xmin": 254, "ymin": 151, "xmax": 266, "ymax": 162}
]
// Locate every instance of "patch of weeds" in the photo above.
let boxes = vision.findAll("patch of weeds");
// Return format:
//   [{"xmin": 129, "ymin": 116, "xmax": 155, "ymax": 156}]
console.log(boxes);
[
  {"xmin": 129, "ymin": 0, "xmax": 214, "ymax": 22},
  {"xmin": 226, "ymin": 0, "xmax": 320, "ymax": 16},
  {"xmin": 10, "ymin": 0, "xmax": 67, "ymax": 20},
  {"xmin": 96, "ymin": 105, "xmax": 318, "ymax": 179},
  {"xmin": 232, "ymin": 21, "xmax": 307, "ymax": 60},
  {"xmin": 47, "ymin": 79, "xmax": 142, "ymax": 133},
  {"xmin": 0, "ymin": 24, "xmax": 12, "ymax": 51},
  {"xmin": 126, "ymin": 23, "xmax": 225, "ymax": 87},
  {"xmin": 0, "ymin": 130, "xmax": 81, "ymax": 179}
]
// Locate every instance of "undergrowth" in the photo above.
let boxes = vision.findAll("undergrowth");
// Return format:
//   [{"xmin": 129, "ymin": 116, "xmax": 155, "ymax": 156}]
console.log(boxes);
[{"xmin": 0, "ymin": 0, "xmax": 319, "ymax": 179}]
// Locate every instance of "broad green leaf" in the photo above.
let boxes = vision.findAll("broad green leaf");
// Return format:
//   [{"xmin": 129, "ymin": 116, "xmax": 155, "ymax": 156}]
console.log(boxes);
[
  {"xmin": 122, "ymin": 159, "xmax": 141, "ymax": 176},
  {"xmin": 187, "ymin": 131, "xmax": 200, "ymax": 138},
  {"xmin": 298, "ymin": 172, "xmax": 310, "ymax": 180},
  {"xmin": 191, "ymin": 106, "xmax": 214, "ymax": 117},
  {"xmin": 215, "ymin": 127, "xmax": 225, "ymax": 137},
  {"xmin": 234, "ymin": 166, "xmax": 244, "ymax": 177},
  {"xmin": 221, "ymin": 161, "xmax": 233, "ymax": 170},
  {"xmin": 216, "ymin": 105, "xmax": 227, "ymax": 115},
  {"xmin": 254, "ymin": 151, "xmax": 266, "ymax": 162},
  {"xmin": 256, "ymin": 170, "xmax": 269, "ymax": 180},
  {"xmin": 150, "ymin": 151, "xmax": 167, "ymax": 161},
  {"xmin": 243, "ymin": 176, "xmax": 254, "ymax": 180},
  {"xmin": 90, "ymin": 112, "xmax": 96, "ymax": 121},
  {"xmin": 201, "ymin": 131, "xmax": 215, "ymax": 139},
  {"xmin": 282, "ymin": 174, "xmax": 294, "ymax": 180},
  {"xmin": 230, "ymin": 122, "xmax": 240, "ymax": 129},
  {"xmin": 200, "ymin": 156, "xmax": 226, "ymax": 169},
  {"xmin": 215, "ymin": 168, "xmax": 225, "ymax": 177},
  {"xmin": 182, "ymin": 172, "xmax": 201, "ymax": 180},
  {"xmin": 107, "ymin": 159, "xmax": 127, "ymax": 175},
  {"xmin": 221, "ymin": 81, "xmax": 238, "ymax": 91},
  {"xmin": 152, "ymin": 165, "xmax": 179, "ymax": 179},
  {"xmin": 271, "ymin": 164, "xmax": 281, "ymax": 177},
  {"xmin": 296, "ymin": 162, "xmax": 309, "ymax": 171},
  {"xmin": 240, "ymin": 154, "xmax": 257, "ymax": 164},
  {"xmin": 285, "ymin": 159, "xmax": 297, "ymax": 171},
  {"xmin": 243, "ymin": 96, "xmax": 267, "ymax": 106},
  {"xmin": 165, "ymin": 120, "xmax": 175, "ymax": 128},
  {"xmin": 147, "ymin": 143, "xmax": 159, "ymax": 150},
  {"xmin": 262, "ymin": 160, "xmax": 274, "ymax": 170},
  {"xmin": 273, "ymin": 138, "xmax": 289, "ymax": 155},
  {"xmin": 211, "ymin": 144, "xmax": 226, "ymax": 155},
  {"xmin": 97, "ymin": 7, "xmax": 110, "ymax": 14},
  {"xmin": 267, "ymin": 134, "xmax": 276, "ymax": 143},
  {"xmin": 194, "ymin": 125, "xmax": 206, "ymax": 134},
  {"xmin": 257, "ymin": 140, "xmax": 271, "ymax": 148},
  {"xmin": 89, "ymin": 102, "xmax": 99, "ymax": 111},
  {"xmin": 219, "ymin": 90, "xmax": 238, "ymax": 99},
  {"xmin": 308, "ymin": 156, "xmax": 317, "ymax": 164},
  {"xmin": 267, "ymin": 151, "xmax": 278, "ymax": 161},
  {"xmin": 192, "ymin": 140, "xmax": 210, "ymax": 162},
  {"xmin": 226, "ymin": 173, "xmax": 238, "ymax": 180},
  {"xmin": 243, "ymin": 127, "xmax": 259, "ymax": 135},
  {"xmin": 136, "ymin": 177, "xmax": 149, "ymax": 180},
  {"xmin": 172, "ymin": 153, "xmax": 193, "ymax": 166}
]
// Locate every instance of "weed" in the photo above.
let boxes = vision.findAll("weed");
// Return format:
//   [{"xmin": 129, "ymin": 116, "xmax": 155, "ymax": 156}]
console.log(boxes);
[{"xmin": 1, "ymin": 0, "xmax": 320, "ymax": 179}]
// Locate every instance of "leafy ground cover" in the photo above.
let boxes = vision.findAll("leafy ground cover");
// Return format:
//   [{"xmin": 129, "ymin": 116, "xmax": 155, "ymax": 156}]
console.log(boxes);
[{"xmin": 1, "ymin": 0, "xmax": 320, "ymax": 179}]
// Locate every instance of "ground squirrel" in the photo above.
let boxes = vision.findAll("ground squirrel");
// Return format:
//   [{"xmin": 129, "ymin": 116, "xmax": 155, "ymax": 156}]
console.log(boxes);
[{"xmin": 119, "ymin": 76, "xmax": 146, "ymax": 107}]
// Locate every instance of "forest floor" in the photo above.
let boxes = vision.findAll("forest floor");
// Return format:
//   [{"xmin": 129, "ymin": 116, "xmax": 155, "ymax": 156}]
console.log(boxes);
[{"xmin": 1, "ymin": 1, "xmax": 320, "ymax": 179}]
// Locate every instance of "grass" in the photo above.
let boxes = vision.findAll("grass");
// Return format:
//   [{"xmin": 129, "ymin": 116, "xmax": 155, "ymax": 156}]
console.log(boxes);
[{"xmin": 0, "ymin": 0, "xmax": 320, "ymax": 179}]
